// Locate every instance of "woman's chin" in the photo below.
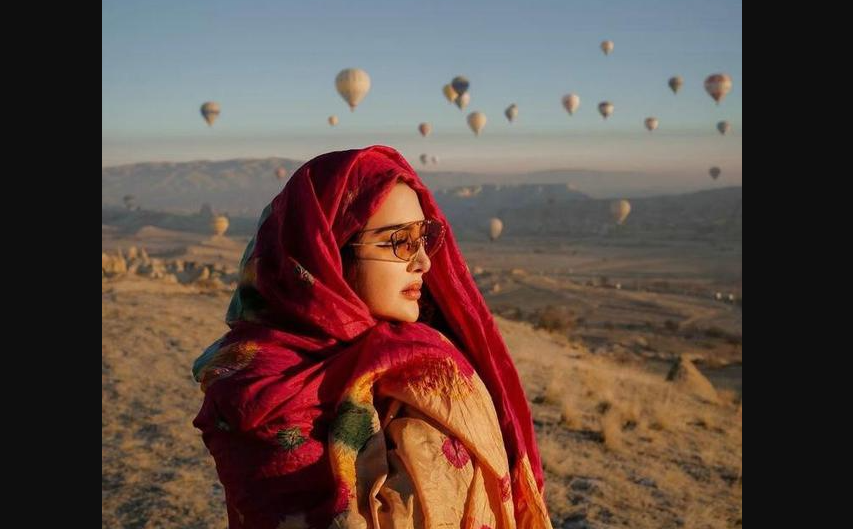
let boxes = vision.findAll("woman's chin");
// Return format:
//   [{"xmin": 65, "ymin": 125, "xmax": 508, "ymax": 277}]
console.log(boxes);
[
  {"xmin": 377, "ymin": 305, "xmax": 419, "ymax": 323},
  {"xmin": 397, "ymin": 307, "xmax": 419, "ymax": 323}
]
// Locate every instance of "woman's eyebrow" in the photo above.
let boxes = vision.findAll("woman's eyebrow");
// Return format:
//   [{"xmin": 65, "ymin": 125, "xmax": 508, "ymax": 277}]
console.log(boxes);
[{"xmin": 360, "ymin": 219, "xmax": 424, "ymax": 234}]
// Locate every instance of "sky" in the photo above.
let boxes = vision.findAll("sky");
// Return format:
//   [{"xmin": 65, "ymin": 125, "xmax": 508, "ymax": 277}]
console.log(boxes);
[{"xmin": 102, "ymin": 0, "xmax": 742, "ymax": 181}]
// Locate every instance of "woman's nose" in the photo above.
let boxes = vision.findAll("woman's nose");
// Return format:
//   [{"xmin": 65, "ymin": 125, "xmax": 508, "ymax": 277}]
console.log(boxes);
[{"xmin": 407, "ymin": 242, "xmax": 431, "ymax": 274}]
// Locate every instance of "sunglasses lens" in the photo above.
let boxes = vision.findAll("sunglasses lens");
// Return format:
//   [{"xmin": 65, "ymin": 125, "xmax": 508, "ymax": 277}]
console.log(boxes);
[
  {"xmin": 390, "ymin": 220, "xmax": 445, "ymax": 260},
  {"xmin": 422, "ymin": 221, "xmax": 445, "ymax": 257}
]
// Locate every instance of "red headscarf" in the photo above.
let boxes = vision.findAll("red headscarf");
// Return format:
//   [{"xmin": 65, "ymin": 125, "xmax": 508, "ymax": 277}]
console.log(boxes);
[{"xmin": 193, "ymin": 145, "xmax": 545, "ymax": 528}]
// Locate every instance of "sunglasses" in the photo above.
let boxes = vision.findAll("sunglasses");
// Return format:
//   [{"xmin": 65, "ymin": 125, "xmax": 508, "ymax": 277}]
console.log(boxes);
[{"xmin": 348, "ymin": 219, "xmax": 446, "ymax": 262}]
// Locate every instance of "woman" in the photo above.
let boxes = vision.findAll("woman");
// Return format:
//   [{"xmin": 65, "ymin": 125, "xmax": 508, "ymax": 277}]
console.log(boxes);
[{"xmin": 193, "ymin": 146, "xmax": 552, "ymax": 529}]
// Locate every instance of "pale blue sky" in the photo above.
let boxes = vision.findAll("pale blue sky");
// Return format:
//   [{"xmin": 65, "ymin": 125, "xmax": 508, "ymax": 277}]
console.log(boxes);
[{"xmin": 102, "ymin": 0, "xmax": 742, "ymax": 179}]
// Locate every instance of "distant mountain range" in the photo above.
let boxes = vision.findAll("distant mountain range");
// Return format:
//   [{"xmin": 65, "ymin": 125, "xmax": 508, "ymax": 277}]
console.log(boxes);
[
  {"xmin": 103, "ymin": 158, "xmax": 741, "ymax": 241},
  {"xmin": 102, "ymin": 158, "xmax": 735, "ymax": 218}
]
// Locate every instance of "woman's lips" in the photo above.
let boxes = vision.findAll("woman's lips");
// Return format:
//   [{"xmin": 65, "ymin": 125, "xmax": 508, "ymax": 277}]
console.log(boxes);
[{"xmin": 401, "ymin": 287, "xmax": 422, "ymax": 300}]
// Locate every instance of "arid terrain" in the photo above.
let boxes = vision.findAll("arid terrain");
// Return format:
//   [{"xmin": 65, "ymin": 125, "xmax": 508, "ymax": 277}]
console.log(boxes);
[{"xmin": 103, "ymin": 232, "xmax": 741, "ymax": 528}]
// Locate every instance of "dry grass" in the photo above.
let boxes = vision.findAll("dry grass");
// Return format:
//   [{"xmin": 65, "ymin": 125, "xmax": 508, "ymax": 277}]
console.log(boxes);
[
  {"xmin": 717, "ymin": 388, "xmax": 740, "ymax": 406},
  {"xmin": 506, "ymin": 321, "xmax": 741, "ymax": 528},
  {"xmin": 649, "ymin": 386, "xmax": 678, "ymax": 432},
  {"xmin": 560, "ymin": 400, "xmax": 582, "ymax": 430},
  {"xmin": 600, "ymin": 408, "xmax": 624, "ymax": 452}
]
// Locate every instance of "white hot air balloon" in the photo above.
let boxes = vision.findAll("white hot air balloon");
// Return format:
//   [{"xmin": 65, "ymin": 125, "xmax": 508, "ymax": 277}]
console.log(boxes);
[
  {"xmin": 489, "ymin": 218, "xmax": 504, "ymax": 241},
  {"xmin": 455, "ymin": 91, "xmax": 471, "ymax": 110},
  {"xmin": 717, "ymin": 121, "xmax": 731, "ymax": 135},
  {"xmin": 210, "ymin": 215, "xmax": 229, "ymax": 236},
  {"xmin": 610, "ymin": 199, "xmax": 631, "ymax": 225},
  {"xmin": 598, "ymin": 101, "xmax": 614, "ymax": 120},
  {"xmin": 467, "ymin": 111, "xmax": 487, "ymax": 136},
  {"xmin": 601, "ymin": 40, "xmax": 614, "ymax": 56},
  {"xmin": 335, "ymin": 68, "xmax": 371, "ymax": 111},
  {"xmin": 505, "ymin": 104, "xmax": 518, "ymax": 123},
  {"xmin": 644, "ymin": 117, "xmax": 659, "ymax": 132},
  {"xmin": 562, "ymin": 94, "xmax": 580, "ymax": 115},
  {"xmin": 418, "ymin": 123, "xmax": 432, "ymax": 137},
  {"xmin": 200, "ymin": 102, "xmax": 220, "ymax": 126},
  {"xmin": 704, "ymin": 73, "xmax": 733, "ymax": 104}
]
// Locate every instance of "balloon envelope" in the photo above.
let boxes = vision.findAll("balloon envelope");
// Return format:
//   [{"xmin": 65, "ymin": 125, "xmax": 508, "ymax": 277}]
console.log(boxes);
[
  {"xmin": 562, "ymin": 94, "xmax": 580, "ymax": 115},
  {"xmin": 455, "ymin": 92, "xmax": 470, "ymax": 110},
  {"xmin": 211, "ymin": 215, "xmax": 229, "ymax": 236},
  {"xmin": 489, "ymin": 218, "xmax": 504, "ymax": 241},
  {"xmin": 451, "ymin": 76, "xmax": 470, "ymax": 96},
  {"xmin": 467, "ymin": 111, "xmax": 487, "ymax": 136},
  {"xmin": 335, "ymin": 68, "xmax": 371, "ymax": 111},
  {"xmin": 704, "ymin": 73, "xmax": 733, "ymax": 104},
  {"xmin": 668, "ymin": 76, "xmax": 683, "ymax": 94},
  {"xmin": 505, "ymin": 104, "xmax": 518, "ymax": 122},
  {"xmin": 200, "ymin": 102, "xmax": 220, "ymax": 126},
  {"xmin": 442, "ymin": 84, "xmax": 458, "ymax": 103},
  {"xmin": 610, "ymin": 200, "xmax": 631, "ymax": 224}
]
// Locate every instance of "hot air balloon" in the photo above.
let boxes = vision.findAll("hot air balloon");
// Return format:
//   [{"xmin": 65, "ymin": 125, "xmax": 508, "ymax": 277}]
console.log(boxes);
[
  {"xmin": 601, "ymin": 40, "xmax": 614, "ymax": 56},
  {"xmin": 276, "ymin": 167, "xmax": 288, "ymax": 181},
  {"xmin": 200, "ymin": 102, "xmax": 220, "ymax": 126},
  {"xmin": 505, "ymin": 104, "xmax": 518, "ymax": 123},
  {"xmin": 419, "ymin": 154, "xmax": 429, "ymax": 166},
  {"xmin": 709, "ymin": 166, "xmax": 722, "ymax": 180},
  {"xmin": 418, "ymin": 123, "xmax": 432, "ymax": 137},
  {"xmin": 562, "ymin": 94, "xmax": 580, "ymax": 115},
  {"xmin": 431, "ymin": 155, "xmax": 439, "ymax": 164},
  {"xmin": 645, "ymin": 117, "xmax": 659, "ymax": 132},
  {"xmin": 704, "ymin": 73, "xmax": 732, "ymax": 104},
  {"xmin": 598, "ymin": 101, "xmax": 614, "ymax": 120},
  {"xmin": 123, "ymin": 195, "xmax": 135, "ymax": 210},
  {"xmin": 211, "ymin": 215, "xmax": 229, "ymax": 236},
  {"xmin": 610, "ymin": 200, "xmax": 631, "ymax": 225},
  {"xmin": 489, "ymin": 218, "xmax": 504, "ymax": 241},
  {"xmin": 335, "ymin": 68, "xmax": 371, "ymax": 111},
  {"xmin": 451, "ymin": 76, "xmax": 470, "ymax": 97},
  {"xmin": 442, "ymin": 84, "xmax": 458, "ymax": 103},
  {"xmin": 668, "ymin": 76, "xmax": 683, "ymax": 94},
  {"xmin": 328, "ymin": 115, "xmax": 339, "ymax": 126},
  {"xmin": 467, "ymin": 111, "xmax": 487, "ymax": 136},
  {"xmin": 717, "ymin": 121, "xmax": 731, "ymax": 135},
  {"xmin": 455, "ymin": 92, "xmax": 471, "ymax": 110}
]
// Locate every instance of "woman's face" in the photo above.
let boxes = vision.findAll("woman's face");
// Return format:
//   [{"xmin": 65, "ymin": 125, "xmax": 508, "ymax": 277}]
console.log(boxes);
[{"xmin": 345, "ymin": 182, "xmax": 432, "ymax": 323}]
